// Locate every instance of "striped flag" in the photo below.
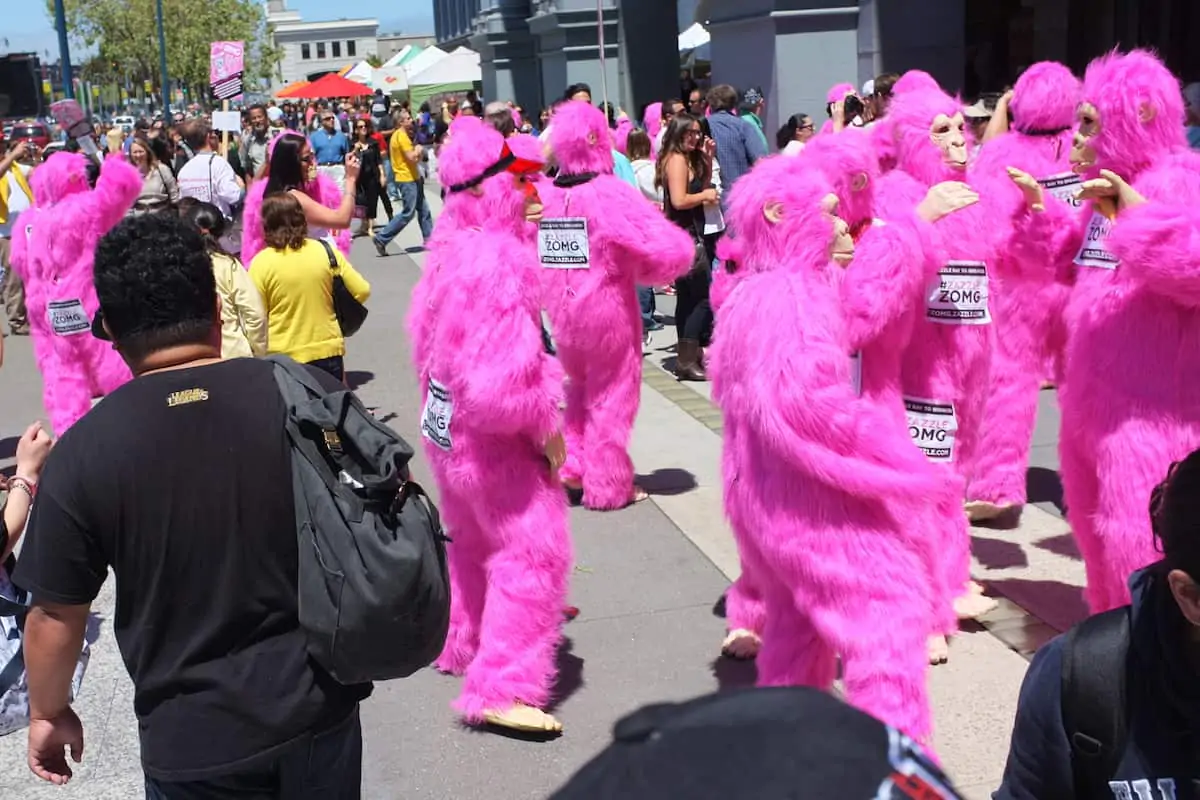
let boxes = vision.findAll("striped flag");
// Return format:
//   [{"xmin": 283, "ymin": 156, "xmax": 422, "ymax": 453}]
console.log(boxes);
[{"xmin": 212, "ymin": 72, "xmax": 243, "ymax": 100}]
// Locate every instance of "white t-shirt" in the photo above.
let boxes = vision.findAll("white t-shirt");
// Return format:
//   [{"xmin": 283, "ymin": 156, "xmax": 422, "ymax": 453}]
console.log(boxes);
[
  {"xmin": 782, "ymin": 140, "xmax": 805, "ymax": 156},
  {"xmin": 177, "ymin": 153, "xmax": 244, "ymax": 218},
  {"xmin": 704, "ymin": 158, "xmax": 726, "ymax": 236},
  {"xmin": 0, "ymin": 166, "xmax": 33, "ymax": 239},
  {"xmin": 631, "ymin": 160, "xmax": 662, "ymax": 205}
]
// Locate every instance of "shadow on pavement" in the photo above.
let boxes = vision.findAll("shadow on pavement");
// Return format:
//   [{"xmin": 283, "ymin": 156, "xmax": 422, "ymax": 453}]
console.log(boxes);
[
  {"xmin": 971, "ymin": 535, "xmax": 1029, "ymax": 570},
  {"xmin": 1034, "ymin": 532, "xmax": 1081, "ymax": 561},
  {"xmin": 1026, "ymin": 466, "xmax": 1064, "ymax": 513},
  {"xmin": 346, "ymin": 370, "xmax": 375, "ymax": 390},
  {"xmin": 0, "ymin": 436, "xmax": 15, "ymax": 461},
  {"xmin": 711, "ymin": 592, "xmax": 727, "ymax": 619},
  {"xmin": 636, "ymin": 468, "xmax": 698, "ymax": 497},
  {"xmin": 547, "ymin": 637, "xmax": 584, "ymax": 713},
  {"xmin": 710, "ymin": 655, "xmax": 758, "ymax": 690},
  {"xmin": 986, "ymin": 577, "xmax": 1089, "ymax": 633}
]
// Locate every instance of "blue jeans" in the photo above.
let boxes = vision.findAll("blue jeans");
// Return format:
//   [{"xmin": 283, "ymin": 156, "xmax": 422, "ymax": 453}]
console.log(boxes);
[
  {"xmin": 637, "ymin": 285, "xmax": 656, "ymax": 332},
  {"xmin": 143, "ymin": 706, "xmax": 362, "ymax": 800},
  {"xmin": 383, "ymin": 159, "xmax": 399, "ymax": 201},
  {"xmin": 374, "ymin": 180, "xmax": 433, "ymax": 246}
]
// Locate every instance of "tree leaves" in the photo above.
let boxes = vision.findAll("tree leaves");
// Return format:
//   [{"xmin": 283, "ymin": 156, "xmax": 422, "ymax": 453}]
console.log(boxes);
[{"xmin": 48, "ymin": 0, "xmax": 283, "ymax": 94}]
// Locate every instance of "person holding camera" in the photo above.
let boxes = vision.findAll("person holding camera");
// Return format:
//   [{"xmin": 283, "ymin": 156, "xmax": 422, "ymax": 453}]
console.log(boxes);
[
  {"xmin": 703, "ymin": 85, "xmax": 767, "ymax": 216},
  {"xmin": 0, "ymin": 139, "xmax": 34, "ymax": 336}
]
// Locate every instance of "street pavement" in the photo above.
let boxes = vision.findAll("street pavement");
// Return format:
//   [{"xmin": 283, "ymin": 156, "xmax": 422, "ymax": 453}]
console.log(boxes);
[{"xmin": 0, "ymin": 187, "xmax": 1088, "ymax": 799}]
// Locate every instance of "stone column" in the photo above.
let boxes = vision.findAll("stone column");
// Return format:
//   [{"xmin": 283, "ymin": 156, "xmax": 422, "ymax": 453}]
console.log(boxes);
[{"xmin": 470, "ymin": 0, "xmax": 541, "ymax": 111}]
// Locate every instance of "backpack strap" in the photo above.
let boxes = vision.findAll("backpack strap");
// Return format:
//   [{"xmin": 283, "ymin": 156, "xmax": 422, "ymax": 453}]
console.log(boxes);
[
  {"xmin": 266, "ymin": 355, "xmax": 346, "ymax": 494},
  {"xmin": 1061, "ymin": 606, "xmax": 1131, "ymax": 798},
  {"xmin": 315, "ymin": 238, "xmax": 339, "ymax": 272}
]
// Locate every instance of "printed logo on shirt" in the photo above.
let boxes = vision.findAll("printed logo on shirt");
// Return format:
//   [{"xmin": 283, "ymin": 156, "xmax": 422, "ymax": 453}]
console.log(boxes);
[
  {"xmin": 878, "ymin": 727, "xmax": 961, "ymax": 799},
  {"xmin": 47, "ymin": 299, "xmax": 90, "ymax": 337},
  {"xmin": 538, "ymin": 218, "xmax": 590, "ymax": 268},
  {"xmin": 1074, "ymin": 210, "xmax": 1120, "ymax": 270},
  {"xmin": 421, "ymin": 378, "xmax": 454, "ymax": 451},
  {"xmin": 904, "ymin": 396, "xmax": 958, "ymax": 463},
  {"xmin": 167, "ymin": 388, "xmax": 210, "ymax": 407},
  {"xmin": 926, "ymin": 262, "xmax": 990, "ymax": 325},
  {"xmin": 1037, "ymin": 172, "xmax": 1083, "ymax": 207},
  {"xmin": 1107, "ymin": 778, "xmax": 1179, "ymax": 800}
]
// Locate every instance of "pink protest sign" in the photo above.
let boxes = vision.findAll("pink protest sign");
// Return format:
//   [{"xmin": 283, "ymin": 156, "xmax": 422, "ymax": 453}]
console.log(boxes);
[{"xmin": 209, "ymin": 41, "xmax": 245, "ymax": 84}]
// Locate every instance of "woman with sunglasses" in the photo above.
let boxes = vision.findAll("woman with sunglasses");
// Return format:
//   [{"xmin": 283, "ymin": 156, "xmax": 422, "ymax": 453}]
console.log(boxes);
[
  {"xmin": 351, "ymin": 117, "xmax": 392, "ymax": 238},
  {"xmin": 777, "ymin": 113, "xmax": 816, "ymax": 155},
  {"xmin": 239, "ymin": 131, "xmax": 360, "ymax": 263}
]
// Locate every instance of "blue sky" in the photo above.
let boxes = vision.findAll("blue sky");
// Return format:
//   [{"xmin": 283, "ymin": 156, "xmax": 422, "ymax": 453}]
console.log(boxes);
[{"xmin": 1, "ymin": 1, "xmax": 435, "ymax": 63}]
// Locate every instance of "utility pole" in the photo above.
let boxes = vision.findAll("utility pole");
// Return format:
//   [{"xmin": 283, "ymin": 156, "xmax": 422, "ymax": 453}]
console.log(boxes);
[
  {"xmin": 156, "ymin": 0, "xmax": 170, "ymax": 110},
  {"xmin": 53, "ymin": 0, "xmax": 74, "ymax": 98}
]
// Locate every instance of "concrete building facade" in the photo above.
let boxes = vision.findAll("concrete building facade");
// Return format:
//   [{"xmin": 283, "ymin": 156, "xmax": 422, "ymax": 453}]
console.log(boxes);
[
  {"xmin": 432, "ymin": 0, "xmax": 681, "ymax": 120},
  {"xmin": 265, "ymin": 0, "xmax": 378, "ymax": 94},
  {"xmin": 376, "ymin": 33, "xmax": 438, "ymax": 64}
]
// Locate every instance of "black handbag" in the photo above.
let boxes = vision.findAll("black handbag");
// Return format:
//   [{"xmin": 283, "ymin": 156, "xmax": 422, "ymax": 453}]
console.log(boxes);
[{"xmin": 316, "ymin": 238, "xmax": 368, "ymax": 337}]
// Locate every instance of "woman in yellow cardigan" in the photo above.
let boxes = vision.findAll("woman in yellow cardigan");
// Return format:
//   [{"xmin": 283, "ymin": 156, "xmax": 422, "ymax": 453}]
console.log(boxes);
[{"xmin": 249, "ymin": 192, "xmax": 371, "ymax": 380}]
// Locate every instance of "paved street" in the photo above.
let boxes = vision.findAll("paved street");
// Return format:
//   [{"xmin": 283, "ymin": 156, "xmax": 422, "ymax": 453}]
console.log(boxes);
[{"xmin": 0, "ymin": 188, "xmax": 1088, "ymax": 799}]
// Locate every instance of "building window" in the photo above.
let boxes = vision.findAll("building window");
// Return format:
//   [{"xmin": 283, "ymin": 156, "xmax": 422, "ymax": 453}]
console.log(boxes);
[
  {"xmin": 317, "ymin": 42, "xmax": 326, "ymax": 59},
  {"xmin": 332, "ymin": 41, "xmax": 341, "ymax": 58},
  {"xmin": 301, "ymin": 43, "xmax": 310, "ymax": 60},
  {"xmin": 347, "ymin": 40, "xmax": 356, "ymax": 57}
]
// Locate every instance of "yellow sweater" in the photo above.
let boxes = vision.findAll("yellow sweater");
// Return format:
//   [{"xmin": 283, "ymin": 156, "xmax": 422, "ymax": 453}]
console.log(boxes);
[
  {"xmin": 211, "ymin": 252, "xmax": 268, "ymax": 359},
  {"xmin": 249, "ymin": 239, "xmax": 371, "ymax": 364}
]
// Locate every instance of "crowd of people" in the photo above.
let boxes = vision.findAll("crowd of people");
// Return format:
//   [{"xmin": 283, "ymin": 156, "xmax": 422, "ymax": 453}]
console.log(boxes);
[{"xmin": 1, "ymin": 45, "xmax": 1200, "ymax": 799}]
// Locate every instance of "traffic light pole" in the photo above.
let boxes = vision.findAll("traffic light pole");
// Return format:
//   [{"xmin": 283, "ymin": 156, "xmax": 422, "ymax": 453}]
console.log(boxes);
[
  {"xmin": 54, "ymin": 0, "xmax": 74, "ymax": 98},
  {"xmin": 156, "ymin": 0, "xmax": 170, "ymax": 111}
]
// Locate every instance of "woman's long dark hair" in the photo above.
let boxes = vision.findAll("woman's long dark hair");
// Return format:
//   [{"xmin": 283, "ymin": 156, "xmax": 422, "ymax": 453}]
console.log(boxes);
[
  {"xmin": 776, "ymin": 113, "xmax": 810, "ymax": 150},
  {"xmin": 1150, "ymin": 449, "xmax": 1200, "ymax": 579},
  {"xmin": 264, "ymin": 132, "xmax": 308, "ymax": 195},
  {"xmin": 184, "ymin": 201, "xmax": 232, "ymax": 258},
  {"xmin": 655, "ymin": 112, "xmax": 710, "ymax": 191}
]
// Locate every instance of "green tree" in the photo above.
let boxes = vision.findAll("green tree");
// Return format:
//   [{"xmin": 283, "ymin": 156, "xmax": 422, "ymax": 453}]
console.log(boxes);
[
  {"xmin": 365, "ymin": 53, "xmax": 384, "ymax": 68},
  {"xmin": 49, "ymin": 0, "xmax": 283, "ymax": 99}
]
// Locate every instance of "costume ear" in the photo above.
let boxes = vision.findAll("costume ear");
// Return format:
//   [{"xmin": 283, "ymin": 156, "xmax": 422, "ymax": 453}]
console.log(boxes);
[
  {"xmin": 1138, "ymin": 102, "xmax": 1156, "ymax": 124},
  {"xmin": 587, "ymin": 131, "xmax": 598, "ymax": 146},
  {"xmin": 851, "ymin": 172, "xmax": 869, "ymax": 193},
  {"xmin": 763, "ymin": 201, "xmax": 784, "ymax": 223}
]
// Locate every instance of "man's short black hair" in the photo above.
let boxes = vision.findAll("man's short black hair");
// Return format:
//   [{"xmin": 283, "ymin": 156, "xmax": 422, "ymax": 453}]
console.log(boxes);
[
  {"xmin": 94, "ymin": 214, "xmax": 217, "ymax": 360},
  {"xmin": 564, "ymin": 83, "xmax": 592, "ymax": 102}
]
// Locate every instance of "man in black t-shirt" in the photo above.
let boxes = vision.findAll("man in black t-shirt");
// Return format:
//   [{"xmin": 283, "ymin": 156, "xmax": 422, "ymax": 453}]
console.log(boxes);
[{"xmin": 14, "ymin": 214, "xmax": 369, "ymax": 798}]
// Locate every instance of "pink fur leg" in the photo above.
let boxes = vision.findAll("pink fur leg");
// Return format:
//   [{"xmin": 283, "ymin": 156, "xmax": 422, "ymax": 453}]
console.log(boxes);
[
  {"xmin": 577, "ymin": 347, "xmax": 641, "ymax": 511},
  {"xmin": 1058, "ymin": 411, "xmax": 1107, "ymax": 611},
  {"xmin": 724, "ymin": 571, "xmax": 766, "ymax": 638},
  {"xmin": 557, "ymin": 351, "xmax": 588, "ymax": 485},
  {"xmin": 754, "ymin": 577, "xmax": 837, "ymax": 690},
  {"xmin": 969, "ymin": 328, "xmax": 1044, "ymax": 508},
  {"xmin": 455, "ymin": 474, "xmax": 573, "ymax": 722},
  {"xmin": 434, "ymin": 490, "xmax": 487, "ymax": 676}
]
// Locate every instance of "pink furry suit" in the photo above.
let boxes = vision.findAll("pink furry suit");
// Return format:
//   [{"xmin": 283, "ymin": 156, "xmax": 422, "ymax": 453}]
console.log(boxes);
[
  {"xmin": 1007, "ymin": 50, "xmax": 1200, "ymax": 612},
  {"xmin": 966, "ymin": 62, "xmax": 1081, "ymax": 516},
  {"xmin": 818, "ymin": 82, "xmax": 857, "ymax": 136},
  {"xmin": 711, "ymin": 156, "xmax": 943, "ymax": 742},
  {"xmin": 539, "ymin": 101, "xmax": 695, "ymax": 510},
  {"xmin": 406, "ymin": 118, "xmax": 573, "ymax": 722},
  {"xmin": 721, "ymin": 130, "xmax": 956, "ymax": 644},
  {"xmin": 240, "ymin": 131, "xmax": 352, "ymax": 264},
  {"xmin": 9, "ymin": 153, "xmax": 139, "ymax": 435},
  {"xmin": 875, "ymin": 87, "xmax": 1002, "ymax": 622}
]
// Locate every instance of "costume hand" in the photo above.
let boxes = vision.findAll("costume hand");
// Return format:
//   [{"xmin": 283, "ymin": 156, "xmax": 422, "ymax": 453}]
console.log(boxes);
[
  {"xmin": 15, "ymin": 421, "xmax": 53, "ymax": 481},
  {"xmin": 917, "ymin": 181, "xmax": 979, "ymax": 223},
  {"xmin": 343, "ymin": 152, "xmax": 361, "ymax": 182},
  {"xmin": 28, "ymin": 708, "xmax": 84, "ymax": 785},
  {"xmin": 1099, "ymin": 169, "xmax": 1146, "ymax": 212},
  {"xmin": 544, "ymin": 431, "xmax": 566, "ymax": 472},
  {"xmin": 1005, "ymin": 167, "xmax": 1044, "ymax": 211}
]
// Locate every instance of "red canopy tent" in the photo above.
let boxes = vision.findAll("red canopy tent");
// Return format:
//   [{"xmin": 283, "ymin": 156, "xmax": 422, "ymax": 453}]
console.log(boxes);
[{"xmin": 282, "ymin": 72, "xmax": 372, "ymax": 99}]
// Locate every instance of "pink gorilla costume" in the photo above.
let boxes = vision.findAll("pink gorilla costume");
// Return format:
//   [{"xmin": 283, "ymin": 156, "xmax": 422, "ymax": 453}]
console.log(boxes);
[
  {"xmin": 406, "ymin": 119, "xmax": 574, "ymax": 726},
  {"xmin": 711, "ymin": 155, "xmax": 942, "ymax": 742},
  {"xmin": 10, "ymin": 153, "xmax": 140, "ymax": 435},
  {"xmin": 876, "ymin": 86, "xmax": 1001, "ymax": 621},
  {"xmin": 240, "ymin": 131, "xmax": 352, "ymax": 264},
  {"xmin": 819, "ymin": 82, "xmax": 857, "ymax": 136},
  {"xmin": 966, "ymin": 62, "xmax": 1081, "ymax": 519},
  {"xmin": 540, "ymin": 101, "xmax": 694, "ymax": 510},
  {"xmin": 1010, "ymin": 50, "xmax": 1200, "ymax": 612}
]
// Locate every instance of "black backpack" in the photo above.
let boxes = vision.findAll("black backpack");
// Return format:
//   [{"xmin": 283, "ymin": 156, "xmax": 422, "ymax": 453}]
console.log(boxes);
[
  {"xmin": 268, "ymin": 356, "xmax": 451, "ymax": 684},
  {"xmin": 1061, "ymin": 606, "xmax": 1131, "ymax": 798}
]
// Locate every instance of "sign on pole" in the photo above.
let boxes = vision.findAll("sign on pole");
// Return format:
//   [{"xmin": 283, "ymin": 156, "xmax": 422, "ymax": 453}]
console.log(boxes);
[{"xmin": 210, "ymin": 41, "xmax": 245, "ymax": 101}]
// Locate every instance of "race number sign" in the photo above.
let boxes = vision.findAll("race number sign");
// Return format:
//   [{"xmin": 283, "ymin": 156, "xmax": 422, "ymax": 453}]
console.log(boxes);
[
  {"xmin": 1037, "ymin": 172, "xmax": 1083, "ymax": 208},
  {"xmin": 420, "ymin": 378, "xmax": 454, "ymax": 451},
  {"xmin": 48, "ymin": 299, "xmax": 90, "ymax": 336},
  {"xmin": 538, "ymin": 218, "xmax": 590, "ymax": 268},
  {"xmin": 926, "ymin": 261, "xmax": 990, "ymax": 325},
  {"xmin": 1073, "ymin": 210, "xmax": 1120, "ymax": 270},
  {"xmin": 905, "ymin": 397, "xmax": 958, "ymax": 463},
  {"xmin": 210, "ymin": 41, "xmax": 245, "ymax": 101}
]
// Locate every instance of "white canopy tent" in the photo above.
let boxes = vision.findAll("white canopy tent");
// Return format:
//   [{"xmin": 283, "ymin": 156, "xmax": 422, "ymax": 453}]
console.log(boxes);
[
  {"xmin": 342, "ymin": 61, "xmax": 374, "ymax": 84},
  {"xmin": 678, "ymin": 22, "xmax": 710, "ymax": 51},
  {"xmin": 372, "ymin": 66, "xmax": 410, "ymax": 93},
  {"xmin": 382, "ymin": 46, "xmax": 413, "ymax": 69},
  {"xmin": 405, "ymin": 49, "xmax": 483, "ymax": 87},
  {"xmin": 401, "ymin": 45, "xmax": 449, "ymax": 78}
]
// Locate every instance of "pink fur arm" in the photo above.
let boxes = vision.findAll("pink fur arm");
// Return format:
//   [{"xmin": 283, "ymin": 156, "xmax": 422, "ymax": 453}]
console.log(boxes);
[
  {"xmin": 1007, "ymin": 199, "xmax": 1083, "ymax": 286},
  {"xmin": 240, "ymin": 181, "xmax": 268, "ymax": 264},
  {"xmin": 605, "ymin": 182, "xmax": 696, "ymax": 285},
  {"xmin": 312, "ymin": 173, "xmax": 352, "ymax": 256},
  {"xmin": 84, "ymin": 155, "xmax": 142, "ymax": 238},
  {"xmin": 8, "ymin": 208, "xmax": 33, "ymax": 281},
  {"xmin": 840, "ymin": 214, "xmax": 927, "ymax": 351},
  {"xmin": 1108, "ymin": 202, "xmax": 1200, "ymax": 307}
]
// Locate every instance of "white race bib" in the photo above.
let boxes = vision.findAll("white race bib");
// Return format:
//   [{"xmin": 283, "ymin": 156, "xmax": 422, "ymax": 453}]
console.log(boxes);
[
  {"xmin": 905, "ymin": 397, "xmax": 958, "ymax": 463},
  {"xmin": 926, "ymin": 261, "xmax": 990, "ymax": 325},
  {"xmin": 850, "ymin": 351, "xmax": 863, "ymax": 398},
  {"xmin": 47, "ymin": 299, "xmax": 90, "ymax": 337},
  {"xmin": 1073, "ymin": 210, "xmax": 1119, "ymax": 270},
  {"xmin": 1037, "ymin": 172, "xmax": 1082, "ymax": 207},
  {"xmin": 420, "ymin": 378, "xmax": 454, "ymax": 451},
  {"xmin": 538, "ymin": 218, "xmax": 590, "ymax": 269}
]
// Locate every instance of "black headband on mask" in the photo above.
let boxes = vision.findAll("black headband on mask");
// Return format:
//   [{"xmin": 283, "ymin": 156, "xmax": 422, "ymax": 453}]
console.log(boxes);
[
  {"xmin": 447, "ymin": 148, "xmax": 517, "ymax": 194},
  {"xmin": 553, "ymin": 172, "xmax": 598, "ymax": 188},
  {"xmin": 1020, "ymin": 126, "xmax": 1072, "ymax": 137}
]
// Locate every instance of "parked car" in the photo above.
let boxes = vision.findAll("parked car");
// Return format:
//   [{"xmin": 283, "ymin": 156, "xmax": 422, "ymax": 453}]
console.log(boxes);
[{"xmin": 9, "ymin": 121, "xmax": 50, "ymax": 150}]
